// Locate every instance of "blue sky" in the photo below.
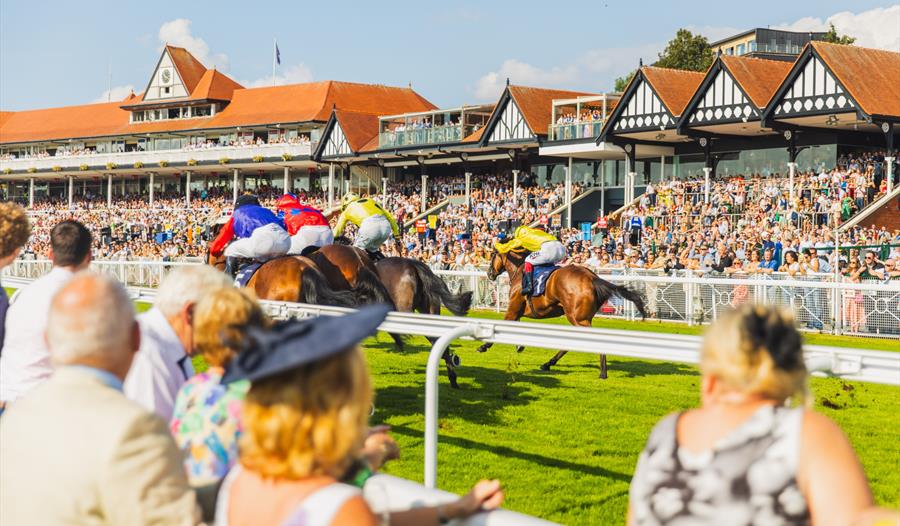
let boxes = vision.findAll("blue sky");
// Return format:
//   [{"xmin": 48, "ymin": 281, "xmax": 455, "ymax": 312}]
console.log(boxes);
[{"xmin": 1, "ymin": 1, "xmax": 898, "ymax": 111}]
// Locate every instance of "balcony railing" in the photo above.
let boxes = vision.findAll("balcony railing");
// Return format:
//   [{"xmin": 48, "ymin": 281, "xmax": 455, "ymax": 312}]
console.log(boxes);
[
  {"xmin": 378, "ymin": 125, "xmax": 466, "ymax": 149},
  {"xmin": 0, "ymin": 142, "xmax": 312, "ymax": 174},
  {"xmin": 547, "ymin": 120, "xmax": 604, "ymax": 141}
]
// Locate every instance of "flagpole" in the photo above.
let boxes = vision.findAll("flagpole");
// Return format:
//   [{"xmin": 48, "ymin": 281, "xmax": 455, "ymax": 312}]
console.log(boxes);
[{"xmin": 272, "ymin": 38, "xmax": 277, "ymax": 87}]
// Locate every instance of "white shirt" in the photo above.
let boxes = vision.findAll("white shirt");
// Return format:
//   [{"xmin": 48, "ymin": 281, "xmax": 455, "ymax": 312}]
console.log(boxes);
[
  {"xmin": 0, "ymin": 267, "xmax": 74, "ymax": 402},
  {"xmin": 123, "ymin": 307, "xmax": 193, "ymax": 421}
]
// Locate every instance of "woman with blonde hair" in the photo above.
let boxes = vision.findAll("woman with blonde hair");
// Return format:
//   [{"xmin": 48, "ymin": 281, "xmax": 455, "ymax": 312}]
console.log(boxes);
[
  {"xmin": 629, "ymin": 304, "xmax": 876, "ymax": 525},
  {"xmin": 170, "ymin": 287, "xmax": 268, "ymax": 486},
  {"xmin": 216, "ymin": 305, "xmax": 504, "ymax": 526},
  {"xmin": 0, "ymin": 202, "xmax": 31, "ymax": 357}
]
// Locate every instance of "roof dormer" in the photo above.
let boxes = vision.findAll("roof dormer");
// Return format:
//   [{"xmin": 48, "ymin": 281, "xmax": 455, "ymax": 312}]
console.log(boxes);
[{"xmin": 142, "ymin": 45, "xmax": 207, "ymax": 102}]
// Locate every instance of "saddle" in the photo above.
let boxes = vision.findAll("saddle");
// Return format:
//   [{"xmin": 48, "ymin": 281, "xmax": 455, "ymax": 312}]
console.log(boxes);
[
  {"xmin": 531, "ymin": 264, "xmax": 559, "ymax": 297},
  {"xmin": 233, "ymin": 261, "xmax": 263, "ymax": 287}
]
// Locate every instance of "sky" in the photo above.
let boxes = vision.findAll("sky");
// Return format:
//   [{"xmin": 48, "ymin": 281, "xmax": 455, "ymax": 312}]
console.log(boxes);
[{"xmin": 1, "ymin": 0, "xmax": 898, "ymax": 111}]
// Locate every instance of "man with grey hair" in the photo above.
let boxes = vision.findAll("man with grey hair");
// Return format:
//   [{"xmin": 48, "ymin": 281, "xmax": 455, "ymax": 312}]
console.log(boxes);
[
  {"xmin": 124, "ymin": 265, "xmax": 231, "ymax": 420},
  {"xmin": 0, "ymin": 273, "xmax": 200, "ymax": 525}
]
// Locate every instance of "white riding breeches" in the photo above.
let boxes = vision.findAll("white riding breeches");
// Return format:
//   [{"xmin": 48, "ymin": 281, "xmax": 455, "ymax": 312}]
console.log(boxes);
[
  {"xmin": 223, "ymin": 223, "xmax": 291, "ymax": 260},
  {"xmin": 288, "ymin": 225, "xmax": 334, "ymax": 255},
  {"xmin": 525, "ymin": 241, "xmax": 566, "ymax": 266},
  {"xmin": 354, "ymin": 215, "xmax": 393, "ymax": 251}
]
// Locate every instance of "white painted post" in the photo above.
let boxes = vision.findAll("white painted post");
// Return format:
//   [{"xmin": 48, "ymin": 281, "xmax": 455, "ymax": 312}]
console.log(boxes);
[
  {"xmin": 283, "ymin": 166, "xmax": 290, "ymax": 193},
  {"xmin": 886, "ymin": 156, "xmax": 895, "ymax": 193},
  {"xmin": 381, "ymin": 176, "xmax": 388, "ymax": 202},
  {"xmin": 424, "ymin": 325, "xmax": 477, "ymax": 488},
  {"xmin": 660, "ymin": 155, "xmax": 666, "ymax": 181},
  {"xmin": 149, "ymin": 172, "xmax": 155, "ymax": 206},
  {"xmin": 512, "ymin": 169, "xmax": 519, "ymax": 207},
  {"xmin": 67, "ymin": 176, "xmax": 73, "ymax": 209},
  {"xmin": 464, "ymin": 171, "xmax": 472, "ymax": 209},
  {"xmin": 565, "ymin": 157, "xmax": 573, "ymax": 229},
  {"xmin": 328, "ymin": 163, "xmax": 335, "ymax": 209},
  {"xmin": 703, "ymin": 167, "xmax": 711, "ymax": 204},
  {"xmin": 185, "ymin": 170, "xmax": 191, "ymax": 206},
  {"xmin": 28, "ymin": 178, "xmax": 34, "ymax": 208},
  {"xmin": 107, "ymin": 173, "xmax": 112, "ymax": 207},
  {"xmin": 421, "ymin": 174, "xmax": 428, "ymax": 214},
  {"xmin": 232, "ymin": 169, "xmax": 239, "ymax": 203},
  {"xmin": 121, "ymin": 175, "xmax": 125, "ymax": 196},
  {"xmin": 788, "ymin": 161, "xmax": 796, "ymax": 205},
  {"xmin": 600, "ymin": 161, "xmax": 606, "ymax": 217}
]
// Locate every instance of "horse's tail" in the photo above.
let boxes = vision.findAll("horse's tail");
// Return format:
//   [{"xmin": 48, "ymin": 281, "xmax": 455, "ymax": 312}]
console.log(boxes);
[
  {"xmin": 409, "ymin": 259, "xmax": 472, "ymax": 316},
  {"xmin": 301, "ymin": 267, "xmax": 357, "ymax": 308},
  {"xmin": 593, "ymin": 277, "xmax": 647, "ymax": 319},
  {"xmin": 354, "ymin": 266, "xmax": 396, "ymax": 308}
]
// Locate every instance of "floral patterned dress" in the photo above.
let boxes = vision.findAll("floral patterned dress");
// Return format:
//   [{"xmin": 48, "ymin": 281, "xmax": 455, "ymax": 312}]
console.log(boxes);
[
  {"xmin": 170, "ymin": 367, "xmax": 249, "ymax": 487},
  {"xmin": 629, "ymin": 405, "xmax": 809, "ymax": 525}
]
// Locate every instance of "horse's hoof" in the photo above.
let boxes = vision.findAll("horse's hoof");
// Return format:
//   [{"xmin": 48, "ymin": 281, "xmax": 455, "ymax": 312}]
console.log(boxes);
[
  {"xmin": 515, "ymin": 346, "xmax": 525, "ymax": 354},
  {"xmin": 476, "ymin": 344, "xmax": 489, "ymax": 353},
  {"xmin": 540, "ymin": 362, "xmax": 552, "ymax": 371},
  {"xmin": 449, "ymin": 354, "xmax": 461, "ymax": 367},
  {"xmin": 449, "ymin": 379, "xmax": 460, "ymax": 389},
  {"xmin": 599, "ymin": 372, "xmax": 608, "ymax": 380}
]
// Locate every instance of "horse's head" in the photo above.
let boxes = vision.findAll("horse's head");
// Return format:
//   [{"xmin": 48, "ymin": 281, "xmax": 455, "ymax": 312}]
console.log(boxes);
[{"xmin": 487, "ymin": 249, "xmax": 506, "ymax": 281}]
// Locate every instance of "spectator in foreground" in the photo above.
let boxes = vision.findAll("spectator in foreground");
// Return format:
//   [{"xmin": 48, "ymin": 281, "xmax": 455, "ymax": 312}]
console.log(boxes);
[
  {"xmin": 124, "ymin": 265, "xmax": 231, "ymax": 420},
  {"xmin": 628, "ymin": 304, "xmax": 874, "ymax": 525},
  {"xmin": 170, "ymin": 287, "xmax": 268, "ymax": 487},
  {"xmin": 0, "ymin": 273, "xmax": 200, "ymax": 525},
  {"xmin": 216, "ymin": 305, "xmax": 504, "ymax": 525},
  {"xmin": 0, "ymin": 220, "xmax": 92, "ymax": 406},
  {"xmin": 0, "ymin": 202, "xmax": 32, "ymax": 358}
]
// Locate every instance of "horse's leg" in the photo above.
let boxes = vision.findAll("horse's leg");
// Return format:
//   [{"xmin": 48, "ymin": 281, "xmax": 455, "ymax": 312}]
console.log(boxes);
[
  {"xmin": 477, "ymin": 297, "xmax": 525, "ymax": 353},
  {"xmin": 541, "ymin": 351, "xmax": 567, "ymax": 371}
]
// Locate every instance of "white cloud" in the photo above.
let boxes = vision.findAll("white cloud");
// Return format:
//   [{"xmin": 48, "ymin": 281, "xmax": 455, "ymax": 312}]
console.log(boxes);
[
  {"xmin": 93, "ymin": 84, "xmax": 135, "ymax": 103},
  {"xmin": 472, "ymin": 59, "xmax": 579, "ymax": 100},
  {"xmin": 241, "ymin": 64, "xmax": 314, "ymax": 88},
  {"xmin": 158, "ymin": 18, "xmax": 230, "ymax": 70},
  {"xmin": 773, "ymin": 5, "xmax": 900, "ymax": 52}
]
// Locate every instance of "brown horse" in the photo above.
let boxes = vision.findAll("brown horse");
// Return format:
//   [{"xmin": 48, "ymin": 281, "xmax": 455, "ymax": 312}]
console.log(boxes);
[
  {"xmin": 307, "ymin": 244, "xmax": 395, "ymax": 306},
  {"xmin": 479, "ymin": 249, "xmax": 647, "ymax": 378},
  {"xmin": 206, "ymin": 252, "xmax": 356, "ymax": 306},
  {"xmin": 376, "ymin": 257, "xmax": 473, "ymax": 388}
]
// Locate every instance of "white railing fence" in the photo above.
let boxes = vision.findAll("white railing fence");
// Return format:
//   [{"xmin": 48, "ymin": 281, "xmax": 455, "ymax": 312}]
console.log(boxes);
[{"xmin": 5, "ymin": 259, "xmax": 900, "ymax": 339}]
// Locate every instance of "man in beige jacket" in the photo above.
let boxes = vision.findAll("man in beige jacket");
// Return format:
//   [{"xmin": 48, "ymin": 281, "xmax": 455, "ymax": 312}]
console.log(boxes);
[{"xmin": 0, "ymin": 273, "xmax": 200, "ymax": 525}]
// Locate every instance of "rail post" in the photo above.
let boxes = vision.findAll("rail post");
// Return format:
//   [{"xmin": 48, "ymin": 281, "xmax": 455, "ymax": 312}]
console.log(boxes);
[{"xmin": 424, "ymin": 324, "xmax": 478, "ymax": 488}]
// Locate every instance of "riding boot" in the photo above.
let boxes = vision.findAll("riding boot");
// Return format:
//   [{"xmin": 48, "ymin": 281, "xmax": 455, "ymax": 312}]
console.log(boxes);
[
  {"xmin": 521, "ymin": 269, "xmax": 534, "ymax": 296},
  {"xmin": 224, "ymin": 257, "xmax": 237, "ymax": 279},
  {"xmin": 366, "ymin": 249, "xmax": 385, "ymax": 262}
]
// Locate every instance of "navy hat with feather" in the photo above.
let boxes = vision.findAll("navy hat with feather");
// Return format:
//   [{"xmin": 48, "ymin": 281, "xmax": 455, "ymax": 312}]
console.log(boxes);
[{"xmin": 222, "ymin": 304, "xmax": 390, "ymax": 384}]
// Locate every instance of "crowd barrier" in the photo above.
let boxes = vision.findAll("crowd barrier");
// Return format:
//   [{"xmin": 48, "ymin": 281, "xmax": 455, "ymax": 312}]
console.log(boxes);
[{"xmin": 6, "ymin": 259, "xmax": 899, "ymax": 339}]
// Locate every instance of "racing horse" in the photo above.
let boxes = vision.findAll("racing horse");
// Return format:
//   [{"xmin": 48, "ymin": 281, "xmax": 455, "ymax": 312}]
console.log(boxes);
[
  {"xmin": 376, "ymin": 257, "xmax": 474, "ymax": 388},
  {"xmin": 480, "ymin": 248, "xmax": 647, "ymax": 378},
  {"xmin": 206, "ymin": 251, "xmax": 356, "ymax": 307}
]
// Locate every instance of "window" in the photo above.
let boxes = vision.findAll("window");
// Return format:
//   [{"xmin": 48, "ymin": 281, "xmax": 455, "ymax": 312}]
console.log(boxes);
[
  {"xmin": 168, "ymin": 108, "xmax": 180, "ymax": 119},
  {"xmin": 736, "ymin": 43, "xmax": 745, "ymax": 55},
  {"xmin": 726, "ymin": 47, "xmax": 734, "ymax": 55},
  {"xmin": 132, "ymin": 111, "xmax": 144, "ymax": 122},
  {"xmin": 193, "ymin": 105, "xmax": 211, "ymax": 117},
  {"xmin": 163, "ymin": 86, "xmax": 170, "ymax": 95},
  {"xmin": 749, "ymin": 41, "xmax": 757, "ymax": 52}
]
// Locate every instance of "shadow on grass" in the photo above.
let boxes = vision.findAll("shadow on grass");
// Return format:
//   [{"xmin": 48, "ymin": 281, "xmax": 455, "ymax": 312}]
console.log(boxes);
[
  {"xmin": 613, "ymin": 359, "xmax": 700, "ymax": 378},
  {"xmin": 389, "ymin": 423, "xmax": 633, "ymax": 484},
  {"xmin": 373, "ymin": 363, "xmax": 563, "ymax": 427}
]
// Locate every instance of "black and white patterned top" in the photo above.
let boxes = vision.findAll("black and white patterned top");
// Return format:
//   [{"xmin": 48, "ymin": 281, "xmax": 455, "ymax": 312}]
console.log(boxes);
[{"xmin": 629, "ymin": 405, "xmax": 810, "ymax": 525}]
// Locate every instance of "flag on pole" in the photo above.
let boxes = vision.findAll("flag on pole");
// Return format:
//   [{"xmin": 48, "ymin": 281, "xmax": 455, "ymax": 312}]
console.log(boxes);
[{"xmin": 275, "ymin": 41, "xmax": 281, "ymax": 65}]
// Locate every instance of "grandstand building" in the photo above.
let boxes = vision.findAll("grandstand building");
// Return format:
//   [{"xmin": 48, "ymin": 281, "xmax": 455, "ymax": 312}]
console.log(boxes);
[{"xmin": 2, "ymin": 41, "xmax": 898, "ymax": 232}]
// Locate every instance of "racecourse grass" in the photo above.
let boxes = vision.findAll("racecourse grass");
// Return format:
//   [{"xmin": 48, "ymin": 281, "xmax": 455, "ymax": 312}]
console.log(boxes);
[{"xmin": 13, "ymin": 291, "xmax": 900, "ymax": 522}]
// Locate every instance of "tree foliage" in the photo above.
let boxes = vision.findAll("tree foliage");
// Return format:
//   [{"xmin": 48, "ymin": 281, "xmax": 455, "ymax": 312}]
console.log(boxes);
[
  {"xmin": 822, "ymin": 23, "xmax": 856, "ymax": 45},
  {"xmin": 614, "ymin": 71, "xmax": 635, "ymax": 93},
  {"xmin": 654, "ymin": 29, "xmax": 714, "ymax": 72}
]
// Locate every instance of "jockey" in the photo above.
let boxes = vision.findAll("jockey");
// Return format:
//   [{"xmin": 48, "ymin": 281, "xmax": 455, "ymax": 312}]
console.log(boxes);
[
  {"xmin": 275, "ymin": 194, "xmax": 334, "ymax": 256},
  {"xmin": 333, "ymin": 193, "xmax": 401, "ymax": 261},
  {"xmin": 209, "ymin": 194, "xmax": 291, "ymax": 277},
  {"xmin": 494, "ymin": 225, "xmax": 565, "ymax": 295}
]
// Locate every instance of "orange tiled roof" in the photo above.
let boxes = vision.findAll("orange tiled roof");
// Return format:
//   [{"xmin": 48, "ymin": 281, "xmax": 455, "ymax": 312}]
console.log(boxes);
[
  {"xmin": 166, "ymin": 45, "xmax": 208, "ymax": 94},
  {"xmin": 0, "ymin": 81, "xmax": 436, "ymax": 145},
  {"xmin": 641, "ymin": 66, "xmax": 705, "ymax": 117},
  {"xmin": 508, "ymin": 85, "xmax": 597, "ymax": 136},
  {"xmin": 720, "ymin": 55, "xmax": 792, "ymax": 108},
  {"xmin": 192, "ymin": 69, "xmax": 244, "ymax": 101},
  {"xmin": 462, "ymin": 126, "xmax": 485, "ymax": 143},
  {"xmin": 812, "ymin": 41, "xmax": 900, "ymax": 118},
  {"xmin": 334, "ymin": 110, "xmax": 380, "ymax": 152}
]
